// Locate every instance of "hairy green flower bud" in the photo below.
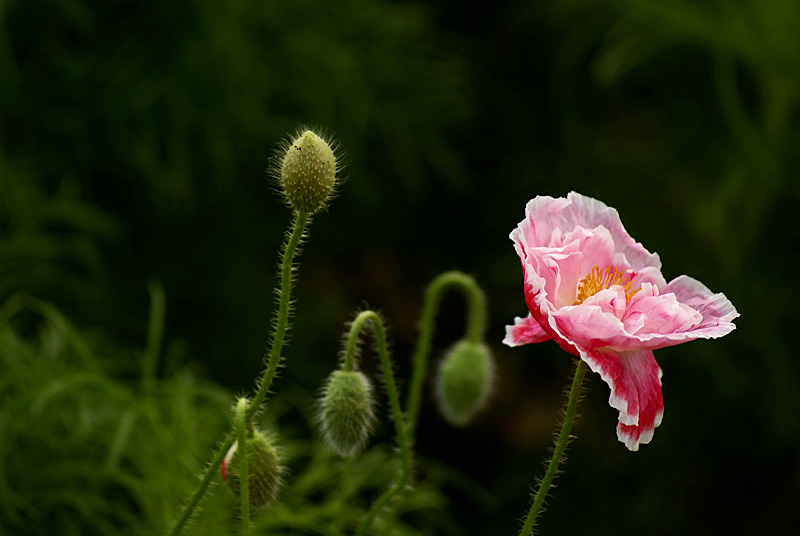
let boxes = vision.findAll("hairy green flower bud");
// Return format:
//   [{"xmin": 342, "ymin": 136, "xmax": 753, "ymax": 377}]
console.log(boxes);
[
  {"xmin": 319, "ymin": 369, "xmax": 376, "ymax": 457},
  {"xmin": 435, "ymin": 340, "xmax": 495, "ymax": 426},
  {"xmin": 221, "ymin": 429, "xmax": 285, "ymax": 510},
  {"xmin": 280, "ymin": 129, "xmax": 337, "ymax": 213}
]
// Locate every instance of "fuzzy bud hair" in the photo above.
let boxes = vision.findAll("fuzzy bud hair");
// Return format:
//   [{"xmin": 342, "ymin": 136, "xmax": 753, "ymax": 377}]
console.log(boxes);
[
  {"xmin": 435, "ymin": 340, "xmax": 495, "ymax": 426},
  {"xmin": 271, "ymin": 127, "xmax": 343, "ymax": 213},
  {"xmin": 318, "ymin": 369, "xmax": 376, "ymax": 457},
  {"xmin": 221, "ymin": 429, "xmax": 286, "ymax": 510}
]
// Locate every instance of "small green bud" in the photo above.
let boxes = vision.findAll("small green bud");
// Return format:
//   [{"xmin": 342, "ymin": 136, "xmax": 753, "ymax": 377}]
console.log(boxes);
[
  {"xmin": 280, "ymin": 129, "xmax": 338, "ymax": 213},
  {"xmin": 319, "ymin": 369, "xmax": 376, "ymax": 457},
  {"xmin": 221, "ymin": 429, "xmax": 285, "ymax": 510},
  {"xmin": 435, "ymin": 340, "xmax": 495, "ymax": 427}
]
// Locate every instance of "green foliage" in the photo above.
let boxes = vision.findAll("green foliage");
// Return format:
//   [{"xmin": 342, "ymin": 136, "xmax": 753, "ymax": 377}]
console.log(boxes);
[
  {"xmin": 0, "ymin": 291, "xmax": 456, "ymax": 535},
  {"xmin": 1, "ymin": 0, "xmax": 798, "ymax": 533},
  {"xmin": 0, "ymin": 164, "xmax": 120, "ymax": 308},
  {"xmin": 571, "ymin": 0, "xmax": 800, "ymax": 261},
  {"xmin": 0, "ymin": 293, "xmax": 231, "ymax": 534},
  {"xmin": 0, "ymin": 0, "xmax": 474, "ymax": 210}
]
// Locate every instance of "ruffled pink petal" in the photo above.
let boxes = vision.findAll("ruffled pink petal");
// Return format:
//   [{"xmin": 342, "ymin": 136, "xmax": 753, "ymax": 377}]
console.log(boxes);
[
  {"xmin": 623, "ymin": 283, "xmax": 702, "ymax": 336},
  {"xmin": 550, "ymin": 296, "xmax": 631, "ymax": 351},
  {"xmin": 583, "ymin": 277, "xmax": 738, "ymax": 351},
  {"xmin": 506, "ymin": 193, "xmax": 739, "ymax": 451},
  {"xmin": 503, "ymin": 315, "xmax": 552, "ymax": 347},
  {"xmin": 582, "ymin": 286, "xmax": 628, "ymax": 319},
  {"xmin": 661, "ymin": 275, "xmax": 739, "ymax": 338},
  {"xmin": 580, "ymin": 348, "xmax": 664, "ymax": 451},
  {"xmin": 518, "ymin": 193, "xmax": 664, "ymax": 280},
  {"xmin": 520, "ymin": 226, "xmax": 618, "ymax": 308},
  {"xmin": 631, "ymin": 265, "xmax": 668, "ymax": 289},
  {"xmin": 539, "ymin": 279, "xmax": 736, "ymax": 352}
]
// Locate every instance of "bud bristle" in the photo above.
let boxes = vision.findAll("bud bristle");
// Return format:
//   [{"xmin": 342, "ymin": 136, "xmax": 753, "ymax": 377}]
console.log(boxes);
[
  {"xmin": 221, "ymin": 430, "xmax": 285, "ymax": 510},
  {"xmin": 435, "ymin": 340, "xmax": 495, "ymax": 426},
  {"xmin": 279, "ymin": 129, "xmax": 337, "ymax": 213},
  {"xmin": 319, "ymin": 370, "xmax": 376, "ymax": 457}
]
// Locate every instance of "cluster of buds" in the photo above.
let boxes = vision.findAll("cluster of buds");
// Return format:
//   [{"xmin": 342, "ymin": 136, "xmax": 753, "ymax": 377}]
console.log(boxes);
[{"xmin": 221, "ymin": 128, "xmax": 495, "ymax": 516}]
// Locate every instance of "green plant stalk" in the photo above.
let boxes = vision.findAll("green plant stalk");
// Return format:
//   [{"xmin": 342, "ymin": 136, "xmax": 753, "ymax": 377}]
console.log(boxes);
[
  {"xmin": 167, "ymin": 433, "xmax": 236, "ymax": 536},
  {"xmin": 168, "ymin": 210, "xmax": 308, "ymax": 536},
  {"xmin": 142, "ymin": 279, "xmax": 165, "ymax": 396},
  {"xmin": 332, "ymin": 456, "xmax": 355, "ymax": 534},
  {"xmin": 236, "ymin": 399, "xmax": 250, "ymax": 536},
  {"xmin": 520, "ymin": 358, "xmax": 587, "ymax": 535},
  {"xmin": 405, "ymin": 271, "xmax": 486, "ymax": 436},
  {"xmin": 345, "ymin": 311, "xmax": 411, "ymax": 536},
  {"xmin": 247, "ymin": 210, "xmax": 309, "ymax": 420}
]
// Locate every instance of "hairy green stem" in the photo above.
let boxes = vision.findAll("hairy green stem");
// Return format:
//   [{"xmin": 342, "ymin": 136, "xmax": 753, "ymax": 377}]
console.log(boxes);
[
  {"xmin": 168, "ymin": 210, "xmax": 309, "ymax": 535},
  {"xmin": 236, "ymin": 399, "xmax": 250, "ymax": 536},
  {"xmin": 346, "ymin": 311, "xmax": 411, "ymax": 536},
  {"xmin": 520, "ymin": 359, "xmax": 587, "ymax": 535},
  {"xmin": 167, "ymin": 433, "xmax": 236, "ymax": 536},
  {"xmin": 405, "ymin": 271, "xmax": 486, "ymax": 436},
  {"xmin": 247, "ymin": 210, "xmax": 309, "ymax": 420}
]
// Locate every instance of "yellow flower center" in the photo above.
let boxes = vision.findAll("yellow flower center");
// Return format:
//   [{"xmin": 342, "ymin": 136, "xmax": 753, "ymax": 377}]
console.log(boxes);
[{"xmin": 574, "ymin": 265, "xmax": 640, "ymax": 305}]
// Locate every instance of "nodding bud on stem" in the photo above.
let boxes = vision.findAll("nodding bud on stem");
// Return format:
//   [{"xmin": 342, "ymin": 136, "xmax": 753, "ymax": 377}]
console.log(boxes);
[
  {"xmin": 221, "ymin": 429, "xmax": 285, "ymax": 510},
  {"xmin": 319, "ymin": 370, "xmax": 376, "ymax": 457},
  {"xmin": 280, "ymin": 129, "xmax": 338, "ymax": 213},
  {"xmin": 435, "ymin": 340, "xmax": 495, "ymax": 427}
]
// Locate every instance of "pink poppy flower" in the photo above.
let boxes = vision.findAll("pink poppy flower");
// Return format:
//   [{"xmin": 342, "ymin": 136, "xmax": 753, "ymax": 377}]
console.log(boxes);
[{"xmin": 504, "ymin": 192, "xmax": 738, "ymax": 450}]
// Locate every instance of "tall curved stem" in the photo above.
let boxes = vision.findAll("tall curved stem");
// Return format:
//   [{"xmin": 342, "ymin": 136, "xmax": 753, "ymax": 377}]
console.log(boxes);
[
  {"xmin": 344, "ymin": 311, "xmax": 411, "ymax": 536},
  {"xmin": 405, "ymin": 271, "xmax": 486, "ymax": 436}
]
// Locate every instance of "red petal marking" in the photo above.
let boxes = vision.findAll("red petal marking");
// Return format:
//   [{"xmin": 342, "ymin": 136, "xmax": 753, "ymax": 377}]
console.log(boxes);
[
  {"xmin": 503, "ymin": 314, "xmax": 552, "ymax": 347},
  {"xmin": 221, "ymin": 442, "xmax": 237, "ymax": 483},
  {"xmin": 581, "ymin": 347, "xmax": 664, "ymax": 451}
]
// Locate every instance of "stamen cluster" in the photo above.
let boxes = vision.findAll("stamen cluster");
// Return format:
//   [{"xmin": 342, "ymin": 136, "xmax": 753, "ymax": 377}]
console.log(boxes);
[{"xmin": 574, "ymin": 265, "xmax": 639, "ymax": 305}]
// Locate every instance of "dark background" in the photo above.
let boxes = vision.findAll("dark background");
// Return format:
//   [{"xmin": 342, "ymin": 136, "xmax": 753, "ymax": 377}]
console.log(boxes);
[{"xmin": 1, "ymin": 0, "xmax": 798, "ymax": 534}]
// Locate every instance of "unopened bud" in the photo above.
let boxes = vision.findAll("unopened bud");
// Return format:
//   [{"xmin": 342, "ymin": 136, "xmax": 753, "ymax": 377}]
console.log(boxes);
[
  {"xmin": 319, "ymin": 369, "xmax": 376, "ymax": 456},
  {"xmin": 221, "ymin": 429, "xmax": 285, "ymax": 510},
  {"xmin": 435, "ymin": 340, "xmax": 495, "ymax": 426},
  {"xmin": 280, "ymin": 129, "xmax": 337, "ymax": 213}
]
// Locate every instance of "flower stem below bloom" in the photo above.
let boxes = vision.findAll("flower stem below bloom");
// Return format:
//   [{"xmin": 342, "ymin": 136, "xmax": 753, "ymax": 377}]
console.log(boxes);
[{"xmin": 520, "ymin": 358, "xmax": 587, "ymax": 535}]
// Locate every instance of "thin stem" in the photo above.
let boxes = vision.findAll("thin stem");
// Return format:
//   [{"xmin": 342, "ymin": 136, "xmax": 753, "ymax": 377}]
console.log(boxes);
[
  {"xmin": 168, "ymin": 210, "xmax": 309, "ymax": 535},
  {"xmin": 405, "ymin": 271, "xmax": 486, "ymax": 436},
  {"xmin": 142, "ymin": 279, "xmax": 165, "ymax": 396},
  {"xmin": 348, "ymin": 311, "xmax": 411, "ymax": 536},
  {"xmin": 520, "ymin": 359, "xmax": 587, "ymax": 535},
  {"xmin": 167, "ymin": 433, "xmax": 236, "ymax": 536},
  {"xmin": 247, "ymin": 210, "xmax": 309, "ymax": 420},
  {"xmin": 341, "ymin": 310, "xmax": 376, "ymax": 372},
  {"xmin": 236, "ymin": 399, "xmax": 250, "ymax": 536},
  {"xmin": 331, "ymin": 456, "xmax": 355, "ymax": 535}
]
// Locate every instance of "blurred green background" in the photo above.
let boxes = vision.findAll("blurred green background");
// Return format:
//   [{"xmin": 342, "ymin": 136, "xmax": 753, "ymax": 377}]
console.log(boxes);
[{"xmin": 1, "ymin": 0, "xmax": 798, "ymax": 534}]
